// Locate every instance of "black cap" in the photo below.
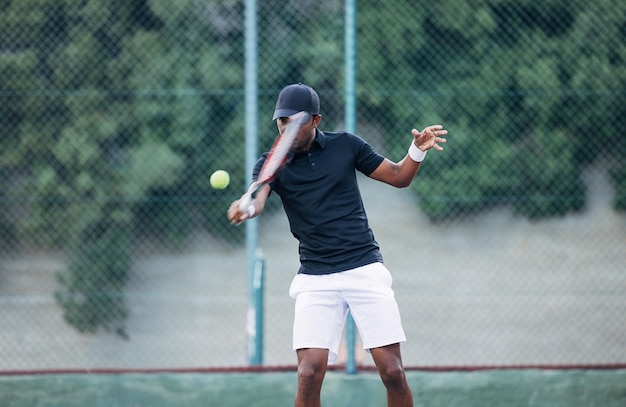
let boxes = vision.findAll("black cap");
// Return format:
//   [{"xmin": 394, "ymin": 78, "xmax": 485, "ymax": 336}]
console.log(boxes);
[{"xmin": 272, "ymin": 83, "xmax": 320, "ymax": 120}]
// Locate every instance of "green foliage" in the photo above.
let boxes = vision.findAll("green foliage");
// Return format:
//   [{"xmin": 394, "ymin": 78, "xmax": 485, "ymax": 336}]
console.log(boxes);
[
  {"xmin": 513, "ymin": 129, "xmax": 585, "ymax": 219},
  {"xmin": 396, "ymin": 0, "xmax": 624, "ymax": 221},
  {"xmin": 55, "ymin": 219, "xmax": 132, "ymax": 338},
  {"xmin": 611, "ymin": 166, "xmax": 626, "ymax": 211},
  {"xmin": 0, "ymin": 176, "xmax": 16, "ymax": 252},
  {"xmin": 1, "ymin": 0, "xmax": 625, "ymax": 337},
  {"xmin": 414, "ymin": 122, "xmax": 517, "ymax": 221}
]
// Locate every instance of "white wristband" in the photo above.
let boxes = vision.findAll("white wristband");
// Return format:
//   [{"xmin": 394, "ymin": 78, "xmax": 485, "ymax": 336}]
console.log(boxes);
[
  {"xmin": 408, "ymin": 142, "xmax": 427, "ymax": 162},
  {"xmin": 247, "ymin": 204, "xmax": 255, "ymax": 217}
]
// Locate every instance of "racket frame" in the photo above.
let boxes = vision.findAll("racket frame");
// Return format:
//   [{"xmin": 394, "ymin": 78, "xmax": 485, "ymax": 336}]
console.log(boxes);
[{"xmin": 239, "ymin": 111, "xmax": 310, "ymax": 213}]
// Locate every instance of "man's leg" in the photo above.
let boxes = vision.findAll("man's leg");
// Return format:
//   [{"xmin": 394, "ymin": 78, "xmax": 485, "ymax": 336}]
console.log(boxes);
[
  {"xmin": 294, "ymin": 348, "xmax": 329, "ymax": 407},
  {"xmin": 370, "ymin": 343, "xmax": 413, "ymax": 407}
]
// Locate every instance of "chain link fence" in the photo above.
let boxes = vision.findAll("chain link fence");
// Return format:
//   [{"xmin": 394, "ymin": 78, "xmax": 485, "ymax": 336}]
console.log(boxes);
[{"xmin": 1, "ymin": 0, "xmax": 624, "ymax": 370}]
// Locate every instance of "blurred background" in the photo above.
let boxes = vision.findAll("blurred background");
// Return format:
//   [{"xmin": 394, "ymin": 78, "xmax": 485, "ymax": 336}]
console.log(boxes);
[{"xmin": 1, "ymin": 0, "xmax": 624, "ymax": 371}]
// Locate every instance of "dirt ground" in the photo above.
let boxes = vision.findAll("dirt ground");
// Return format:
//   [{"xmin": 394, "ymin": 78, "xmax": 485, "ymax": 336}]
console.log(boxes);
[{"xmin": 1, "ymin": 165, "xmax": 624, "ymax": 370}]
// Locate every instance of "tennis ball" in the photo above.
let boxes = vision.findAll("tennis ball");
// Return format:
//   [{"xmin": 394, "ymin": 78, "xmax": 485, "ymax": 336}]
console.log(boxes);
[{"xmin": 210, "ymin": 170, "xmax": 230, "ymax": 189}]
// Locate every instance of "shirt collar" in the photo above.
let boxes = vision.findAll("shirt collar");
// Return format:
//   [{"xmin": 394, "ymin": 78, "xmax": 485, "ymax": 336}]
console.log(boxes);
[
  {"xmin": 314, "ymin": 129, "xmax": 327, "ymax": 149},
  {"xmin": 287, "ymin": 130, "xmax": 326, "ymax": 163}
]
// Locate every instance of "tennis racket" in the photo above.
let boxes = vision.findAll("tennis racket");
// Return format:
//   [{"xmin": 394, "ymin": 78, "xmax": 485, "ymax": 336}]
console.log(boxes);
[{"xmin": 239, "ymin": 111, "xmax": 310, "ymax": 213}]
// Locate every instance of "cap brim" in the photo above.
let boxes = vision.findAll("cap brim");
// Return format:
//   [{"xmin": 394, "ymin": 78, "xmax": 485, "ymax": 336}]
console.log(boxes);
[{"xmin": 272, "ymin": 109, "xmax": 300, "ymax": 120}]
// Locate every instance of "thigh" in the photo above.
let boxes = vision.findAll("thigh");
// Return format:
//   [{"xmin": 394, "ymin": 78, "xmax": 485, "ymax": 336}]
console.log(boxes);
[
  {"xmin": 341, "ymin": 263, "xmax": 407, "ymax": 350},
  {"xmin": 296, "ymin": 348, "xmax": 329, "ymax": 371},
  {"xmin": 370, "ymin": 343, "xmax": 404, "ymax": 369},
  {"xmin": 290, "ymin": 274, "xmax": 349, "ymax": 365}
]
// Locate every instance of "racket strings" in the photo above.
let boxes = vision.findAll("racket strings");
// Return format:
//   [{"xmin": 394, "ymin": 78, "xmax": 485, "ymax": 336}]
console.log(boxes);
[{"xmin": 258, "ymin": 112, "xmax": 307, "ymax": 182}]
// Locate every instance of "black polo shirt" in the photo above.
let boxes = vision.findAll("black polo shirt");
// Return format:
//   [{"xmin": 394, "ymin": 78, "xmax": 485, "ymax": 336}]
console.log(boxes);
[{"xmin": 253, "ymin": 130, "xmax": 385, "ymax": 275}]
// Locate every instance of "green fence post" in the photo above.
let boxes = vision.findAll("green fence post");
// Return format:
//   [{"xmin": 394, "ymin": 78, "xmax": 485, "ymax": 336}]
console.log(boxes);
[
  {"xmin": 244, "ymin": 0, "xmax": 261, "ymax": 366},
  {"xmin": 248, "ymin": 249, "xmax": 265, "ymax": 365},
  {"xmin": 344, "ymin": 0, "xmax": 357, "ymax": 375},
  {"xmin": 345, "ymin": 313, "xmax": 357, "ymax": 374}
]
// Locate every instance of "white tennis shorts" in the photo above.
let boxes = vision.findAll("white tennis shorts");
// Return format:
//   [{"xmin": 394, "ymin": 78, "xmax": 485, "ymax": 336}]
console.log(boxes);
[{"xmin": 288, "ymin": 262, "xmax": 406, "ymax": 364}]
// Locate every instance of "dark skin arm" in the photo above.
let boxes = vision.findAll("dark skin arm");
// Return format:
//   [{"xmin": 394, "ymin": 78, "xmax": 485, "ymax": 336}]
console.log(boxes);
[
  {"xmin": 369, "ymin": 125, "xmax": 447, "ymax": 187},
  {"xmin": 227, "ymin": 182, "xmax": 270, "ymax": 225}
]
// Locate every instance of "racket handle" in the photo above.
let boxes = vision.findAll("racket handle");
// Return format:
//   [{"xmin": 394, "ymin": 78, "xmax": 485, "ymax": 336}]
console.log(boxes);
[
  {"xmin": 239, "ymin": 182, "xmax": 263, "ymax": 215},
  {"xmin": 238, "ymin": 193, "xmax": 253, "ymax": 214}
]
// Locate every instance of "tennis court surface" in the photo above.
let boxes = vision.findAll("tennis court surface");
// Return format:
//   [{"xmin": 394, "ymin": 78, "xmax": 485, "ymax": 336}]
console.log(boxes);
[{"xmin": 2, "ymin": 367, "xmax": 625, "ymax": 406}]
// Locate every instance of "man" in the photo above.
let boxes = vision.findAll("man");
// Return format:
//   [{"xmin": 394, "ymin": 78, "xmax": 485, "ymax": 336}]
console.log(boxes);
[{"xmin": 228, "ymin": 83, "xmax": 447, "ymax": 407}]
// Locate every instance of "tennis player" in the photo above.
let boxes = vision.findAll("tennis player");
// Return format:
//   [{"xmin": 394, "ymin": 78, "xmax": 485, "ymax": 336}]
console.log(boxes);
[{"xmin": 228, "ymin": 83, "xmax": 447, "ymax": 407}]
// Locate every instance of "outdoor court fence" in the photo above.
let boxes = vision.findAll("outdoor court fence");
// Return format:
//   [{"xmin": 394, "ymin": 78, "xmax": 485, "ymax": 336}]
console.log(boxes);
[{"xmin": 1, "ymin": 0, "xmax": 625, "ymax": 372}]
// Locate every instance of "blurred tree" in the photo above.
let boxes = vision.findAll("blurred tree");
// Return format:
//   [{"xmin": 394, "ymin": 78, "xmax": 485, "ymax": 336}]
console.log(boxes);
[
  {"xmin": 0, "ymin": 0, "xmax": 623, "ymax": 337},
  {"xmin": 383, "ymin": 0, "xmax": 625, "ymax": 220},
  {"xmin": 55, "ymin": 218, "xmax": 132, "ymax": 338},
  {"xmin": 0, "ymin": 0, "xmax": 178, "ymax": 336}
]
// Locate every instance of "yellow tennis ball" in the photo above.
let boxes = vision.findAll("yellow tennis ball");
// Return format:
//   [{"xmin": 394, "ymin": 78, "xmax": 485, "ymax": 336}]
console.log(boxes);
[{"xmin": 210, "ymin": 170, "xmax": 230, "ymax": 189}]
